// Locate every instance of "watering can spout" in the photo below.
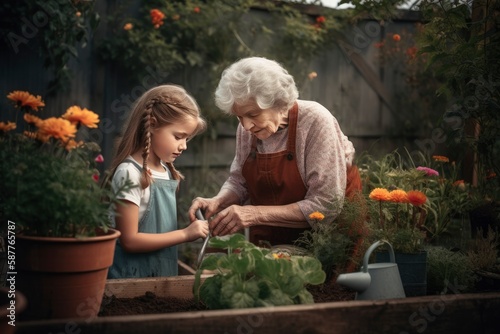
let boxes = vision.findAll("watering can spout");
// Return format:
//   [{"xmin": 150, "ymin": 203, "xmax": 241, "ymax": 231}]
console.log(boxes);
[{"xmin": 336, "ymin": 272, "xmax": 371, "ymax": 292}]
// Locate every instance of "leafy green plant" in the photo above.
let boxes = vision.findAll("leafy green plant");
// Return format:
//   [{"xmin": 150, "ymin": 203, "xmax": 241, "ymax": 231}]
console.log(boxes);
[
  {"xmin": 426, "ymin": 245, "xmax": 477, "ymax": 294},
  {"xmin": 193, "ymin": 234, "xmax": 326, "ymax": 309},
  {"xmin": 467, "ymin": 226, "xmax": 499, "ymax": 271},
  {"xmin": 0, "ymin": 90, "xmax": 132, "ymax": 237},
  {"xmin": 297, "ymin": 194, "xmax": 370, "ymax": 277},
  {"xmin": 360, "ymin": 149, "xmax": 481, "ymax": 249}
]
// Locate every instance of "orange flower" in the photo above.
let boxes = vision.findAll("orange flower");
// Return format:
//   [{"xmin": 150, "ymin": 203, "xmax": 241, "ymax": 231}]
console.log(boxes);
[
  {"xmin": 308, "ymin": 71, "xmax": 318, "ymax": 80},
  {"xmin": 150, "ymin": 9, "xmax": 165, "ymax": 28},
  {"xmin": 64, "ymin": 139, "xmax": 84, "ymax": 151},
  {"xmin": 392, "ymin": 34, "xmax": 401, "ymax": 42},
  {"xmin": 433, "ymin": 155, "xmax": 449, "ymax": 163},
  {"xmin": 316, "ymin": 16, "xmax": 325, "ymax": 24},
  {"xmin": 62, "ymin": 106, "xmax": 99, "ymax": 128},
  {"xmin": 37, "ymin": 117, "xmax": 77, "ymax": 143},
  {"xmin": 7, "ymin": 91, "xmax": 45, "ymax": 111},
  {"xmin": 0, "ymin": 121, "xmax": 16, "ymax": 132},
  {"xmin": 407, "ymin": 190, "xmax": 427, "ymax": 206},
  {"xmin": 24, "ymin": 113, "xmax": 43, "ymax": 126},
  {"xmin": 193, "ymin": 7, "xmax": 200, "ymax": 13},
  {"xmin": 406, "ymin": 46, "xmax": 418, "ymax": 59},
  {"xmin": 123, "ymin": 23, "xmax": 133, "ymax": 31},
  {"xmin": 389, "ymin": 189, "xmax": 408, "ymax": 203},
  {"xmin": 369, "ymin": 188, "xmax": 390, "ymax": 201},
  {"xmin": 309, "ymin": 211, "xmax": 325, "ymax": 221},
  {"xmin": 486, "ymin": 171, "xmax": 496, "ymax": 180}
]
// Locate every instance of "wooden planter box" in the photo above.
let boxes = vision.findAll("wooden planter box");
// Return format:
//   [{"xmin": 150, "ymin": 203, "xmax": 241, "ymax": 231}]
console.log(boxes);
[{"xmin": 17, "ymin": 275, "xmax": 500, "ymax": 334}]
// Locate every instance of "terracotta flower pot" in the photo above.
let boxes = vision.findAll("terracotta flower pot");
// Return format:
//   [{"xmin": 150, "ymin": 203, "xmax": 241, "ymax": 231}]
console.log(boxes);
[
  {"xmin": 16, "ymin": 228, "xmax": 120, "ymax": 320},
  {"xmin": 1, "ymin": 287, "xmax": 27, "ymax": 334}
]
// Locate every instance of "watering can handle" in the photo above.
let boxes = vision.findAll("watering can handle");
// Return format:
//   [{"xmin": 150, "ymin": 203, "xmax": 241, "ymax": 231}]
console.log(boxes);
[{"xmin": 361, "ymin": 240, "xmax": 396, "ymax": 273}]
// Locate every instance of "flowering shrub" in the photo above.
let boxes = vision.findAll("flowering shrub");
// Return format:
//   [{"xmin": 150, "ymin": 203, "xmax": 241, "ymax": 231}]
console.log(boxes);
[
  {"xmin": 193, "ymin": 234, "xmax": 325, "ymax": 309},
  {"xmin": 360, "ymin": 150, "xmax": 481, "ymax": 251},
  {"xmin": 0, "ymin": 90, "xmax": 131, "ymax": 237}
]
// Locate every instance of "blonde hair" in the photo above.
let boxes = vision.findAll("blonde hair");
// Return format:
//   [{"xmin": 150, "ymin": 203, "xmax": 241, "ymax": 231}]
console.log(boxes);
[{"xmin": 107, "ymin": 85, "xmax": 206, "ymax": 189}]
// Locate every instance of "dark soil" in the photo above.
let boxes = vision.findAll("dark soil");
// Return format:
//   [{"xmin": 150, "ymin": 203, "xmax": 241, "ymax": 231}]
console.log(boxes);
[{"xmin": 98, "ymin": 283, "xmax": 355, "ymax": 316}]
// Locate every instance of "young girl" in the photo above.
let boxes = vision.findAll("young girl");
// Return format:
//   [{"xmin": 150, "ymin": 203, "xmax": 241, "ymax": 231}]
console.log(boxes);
[{"xmin": 106, "ymin": 84, "xmax": 208, "ymax": 278}]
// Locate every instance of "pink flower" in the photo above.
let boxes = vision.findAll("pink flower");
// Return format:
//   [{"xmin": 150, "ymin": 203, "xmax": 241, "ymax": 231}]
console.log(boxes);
[
  {"xmin": 94, "ymin": 154, "xmax": 104, "ymax": 163},
  {"xmin": 92, "ymin": 174, "xmax": 99, "ymax": 182},
  {"xmin": 416, "ymin": 166, "xmax": 439, "ymax": 177}
]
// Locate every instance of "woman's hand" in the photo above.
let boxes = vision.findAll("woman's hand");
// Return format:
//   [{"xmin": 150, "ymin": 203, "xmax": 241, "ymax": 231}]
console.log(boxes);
[
  {"xmin": 209, "ymin": 205, "xmax": 258, "ymax": 236},
  {"xmin": 188, "ymin": 197, "xmax": 220, "ymax": 222},
  {"xmin": 184, "ymin": 219, "xmax": 209, "ymax": 241}
]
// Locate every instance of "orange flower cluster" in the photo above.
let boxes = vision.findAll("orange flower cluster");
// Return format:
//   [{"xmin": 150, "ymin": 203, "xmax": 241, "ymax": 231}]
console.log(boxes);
[
  {"xmin": 7, "ymin": 90, "xmax": 45, "ymax": 111},
  {"xmin": 123, "ymin": 23, "xmax": 133, "ymax": 31},
  {"xmin": 433, "ymin": 155, "xmax": 449, "ymax": 163},
  {"xmin": 316, "ymin": 16, "xmax": 325, "ymax": 24},
  {"xmin": 3, "ymin": 91, "xmax": 99, "ymax": 150},
  {"xmin": 370, "ymin": 188, "xmax": 427, "ymax": 206},
  {"xmin": 150, "ymin": 9, "xmax": 165, "ymax": 29},
  {"xmin": 392, "ymin": 34, "xmax": 401, "ymax": 42},
  {"xmin": 193, "ymin": 6, "xmax": 200, "ymax": 13}
]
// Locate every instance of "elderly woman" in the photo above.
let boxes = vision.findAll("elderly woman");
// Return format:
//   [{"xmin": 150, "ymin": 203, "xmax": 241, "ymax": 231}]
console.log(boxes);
[{"xmin": 189, "ymin": 57, "xmax": 360, "ymax": 246}]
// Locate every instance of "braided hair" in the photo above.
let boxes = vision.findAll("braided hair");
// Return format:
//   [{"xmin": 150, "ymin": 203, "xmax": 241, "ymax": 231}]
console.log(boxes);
[{"xmin": 106, "ymin": 85, "xmax": 206, "ymax": 190}]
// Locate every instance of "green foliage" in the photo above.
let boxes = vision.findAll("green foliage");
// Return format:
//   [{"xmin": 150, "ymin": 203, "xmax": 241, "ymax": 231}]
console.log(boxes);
[
  {"xmin": 426, "ymin": 245, "xmax": 477, "ymax": 294},
  {"xmin": 193, "ymin": 234, "xmax": 326, "ymax": 309},
  {"xmin": 360, "ymin": 149, "xmax": 482, "ymax": 248},
  {"xmin": 297, "ymin": 194, "xmax": 370, "ymax": 275},
  {"xmin": 98, "ymin": 0, "xmax": 346, "ymax": 125},
  {"xmin": 467, "ymin": 226, "xmax": 499, "ymax": 271},
  {"xmin": 0, "ymin": 96, "xmax": 133, "ymax": 238}
]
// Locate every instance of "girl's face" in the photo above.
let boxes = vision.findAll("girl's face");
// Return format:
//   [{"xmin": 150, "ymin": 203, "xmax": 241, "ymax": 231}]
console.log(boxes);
[
  {"xmin": 149, "ymin": 117, "xmax": 199, "ymax": 166},
  {"xmin": 232, "ymin": 100, "xmax": 288, "ymax": 141}
]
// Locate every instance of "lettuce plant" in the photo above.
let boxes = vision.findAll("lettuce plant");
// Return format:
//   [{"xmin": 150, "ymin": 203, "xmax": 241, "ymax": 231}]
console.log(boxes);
[{"xmin": 193, "ymin": 234, "xmax": 326, "ymax": 310}]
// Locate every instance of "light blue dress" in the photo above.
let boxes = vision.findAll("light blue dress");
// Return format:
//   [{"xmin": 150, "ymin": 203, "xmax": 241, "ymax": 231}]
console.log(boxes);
[{"xmin": 108, "ymin": 159, "xmax": 179, "ymax": 278}]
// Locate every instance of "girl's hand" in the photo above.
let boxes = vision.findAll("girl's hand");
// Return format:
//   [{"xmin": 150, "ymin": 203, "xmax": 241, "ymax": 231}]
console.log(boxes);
[
  {"xmin": 209, "ymin": 205, "xmax": 257, "ymax": 236},
  {"xmin": 184, "ymin": 219, "xmax": 209, "ymax": 241}
]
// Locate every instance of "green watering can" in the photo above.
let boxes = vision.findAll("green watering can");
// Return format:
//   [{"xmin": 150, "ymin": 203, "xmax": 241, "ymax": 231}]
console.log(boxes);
[{"xmin": 336, "ymin": 240, "xmax": 406, "ymax": 300}]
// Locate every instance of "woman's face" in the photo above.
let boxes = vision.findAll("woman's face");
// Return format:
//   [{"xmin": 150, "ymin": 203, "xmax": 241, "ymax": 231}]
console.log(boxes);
[{"xmin": 232, "ymin": 100, "xmax": 288, "ymax": 140}]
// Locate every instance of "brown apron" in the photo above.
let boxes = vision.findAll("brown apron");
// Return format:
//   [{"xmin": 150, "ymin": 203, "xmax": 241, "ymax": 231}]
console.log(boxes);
[{"xmin": 242, "ymin": 103, "xmax": 362, "ymax": 246}]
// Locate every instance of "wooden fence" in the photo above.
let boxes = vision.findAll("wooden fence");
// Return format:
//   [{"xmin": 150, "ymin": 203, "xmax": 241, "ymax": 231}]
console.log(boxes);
[{"xmin": 0, "ymin": 3, "xmax": 437, "ymax": 212}]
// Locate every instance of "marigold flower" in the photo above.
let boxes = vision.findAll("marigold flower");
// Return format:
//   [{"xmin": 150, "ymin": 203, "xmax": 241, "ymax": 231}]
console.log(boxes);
[
  {"xmin": 416, "ymin": 166, "xmax": 439, "ymax": 177},
  {"xmin": 123, "ymin": 23, "xmax": 133, "ymax": 31},
  {"xmin": 316, "ymin": 16, "xmax": 326, "ymax": 24},
  {"xmin": 62, "ymin": 106, "xmax": 99, "ymax": 128},
  {"xmin": 308, "ymin": 71, "xmax": 318, "ymax": 80},
  {"xmin": 193, "ymin": 7, "xmax": 200, "ymax": 13},
  {"xmin": 452, "ymin": 179, "xmax": 466, "ymax": 191},
  {"xmin": 7, "ymin": 90, "xmax": 45, "ymax": 111},
  {"xmin": 389, "ymin": 189, "xmax": 408, "ymax": 203},
  {"xmin": 407, "ymin": 190, "xmax": 427, "ymax": 206},
  {"xmin": 309, "ymin": 211, "xmax": 325, "ymax": 221},
  {"xmin": 486, "ymin": 171, "xmax": 496, "ymax": 180},
  {"xmin": 38, "ymin": 117, "xmax": 77, "ymax": 143},
  {"xmin": 65, "ymin": 139, "xmax": 83, "ymax": 151},
  {"xmin": 393, "ymin": 34, "xmax": 401, "ymax": 42},
  {"xmin": 0, "ymin": 121, "xmax": 16, "ymax": 132},
  {"xmin": 433, "ymin": 155, "xmax": 449, "ymax": 163},
  {"xmin": 150, "ymin": 9, "xmax": 165, "ymax": 28},
  {"xmin": 369, "ymin": 188, "xmax": 390, "ymax": 201},
  {"xmin": 24, "ymin": 113, "xmax": 43, "ymax": 126}
]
